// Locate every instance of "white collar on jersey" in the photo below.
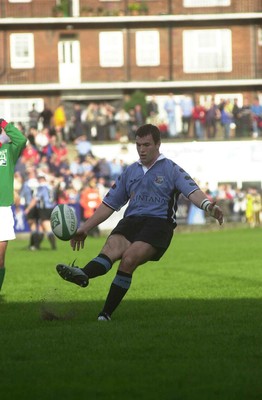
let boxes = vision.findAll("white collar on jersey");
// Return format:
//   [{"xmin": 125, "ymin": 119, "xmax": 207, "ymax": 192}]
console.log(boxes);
[{"xmin": 138, "ymin": 153, "xmax": 165, "ymax": 173}]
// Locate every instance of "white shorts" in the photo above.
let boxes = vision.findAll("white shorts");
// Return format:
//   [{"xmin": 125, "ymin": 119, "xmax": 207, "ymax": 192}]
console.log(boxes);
[{"xmin": 0, "ymin": 206, "xmax": 16, "ymax": 241}]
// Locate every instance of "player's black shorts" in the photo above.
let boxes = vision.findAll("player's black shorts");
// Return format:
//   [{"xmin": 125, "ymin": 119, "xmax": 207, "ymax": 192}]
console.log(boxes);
[
  {"xmin": 110, "ymin": 216, "xmax": 174, "ymax": 261},
  {"xmin": 26, "ymin": 206, "xmax": 38, "ymax": 220},
  {"xmin": 37, "ymin": 208, "xmax": 53, "ymax": 221}
]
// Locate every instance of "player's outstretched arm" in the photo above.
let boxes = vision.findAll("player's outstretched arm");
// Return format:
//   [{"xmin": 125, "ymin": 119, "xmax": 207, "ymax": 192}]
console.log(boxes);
[
  {"xmin": 188, "ymin": 189, "xmax": 224, "ymax": 225},
  {"xmin": 70, "ymin": 202, "xmax": 115, "ymax": 251}
]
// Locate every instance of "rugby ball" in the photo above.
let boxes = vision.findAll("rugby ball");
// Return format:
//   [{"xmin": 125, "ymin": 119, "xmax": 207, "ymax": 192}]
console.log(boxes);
[{"xmin": 50, "ymin": 204, "xmax": 78, "ymax": 241}]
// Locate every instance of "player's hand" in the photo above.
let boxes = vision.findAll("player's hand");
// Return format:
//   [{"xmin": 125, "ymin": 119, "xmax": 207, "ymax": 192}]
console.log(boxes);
[
  {"xmin": 207, "ymin": 202, "xmax": 224, "ymax": 225},
  {"xmin": 0, "ymin": 119, "xmax": 7, "ymax": 130},
  {"xmin": 70, "ymin": 228, "xmax": 87, "ymax": 251}
]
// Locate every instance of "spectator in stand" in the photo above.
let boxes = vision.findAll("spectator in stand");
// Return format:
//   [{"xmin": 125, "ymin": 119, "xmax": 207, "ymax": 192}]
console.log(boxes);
[
  {"xmin": 50, "ymin": 136, "xmax": 68, "ymax": 165},
  {"xmin": 97, "ymin": 176, "xmax": 109, "ymax": 198},
  {"xmin": 134, "ymin": 104, "xmax": 145, "ymax": 128},
  {"xmin": 74, "ymin": 135, "xmax": 93, "ymax": 163},
  {"xmin": 109, "ymin": 158, "xmax": 124, "ymax": 183},
  {"xmin": 53, "ymin": 103, "xmax": 67, "ymax": 142},
  {"xmin": 239, "ymin": 98, "xmax": 252, "ymax": 137},
  {"xmin": 233, "ymin": 188, "xmax": 246, "ymax": 222},
  {"xmin": 67, "ymin": 182, "xmax": 81, "ymax": 204},
  {"xmin": 245, "ymin": 187, "xmax": 261, "ymax": 227},
  {"xmin": 21, "ymin": 141, "xmax": 40, "ymax": 166},
  {"xmin": 81, "ymin": 102, "xmax": 99, "ymax": 140},
  {"xmin": 192, "ymin": 101, "xmax": 206, "ymax": 139},
  {"xmin": 56, "ymin": 180, "xmax": 70, "ymax": 205},
  {"xmin": 250, "ymin": 97, "xmax": 262, "ymax": 138},
  {"xmin": 128, "ymin": 108, "xmax": 138, "ymax": 141},
  {"xmin": 252, "ymin": 188, "xmax": 262, "ymax": 226},
  {"xmin": 106, "ymin": 103, "xmax": 117, "ymax": 141},
  {"xmin": 79, "ymin": 176, "xmax": 102, "ymax": 237},
  {"xmin": 28, "ymin": 103, "xmax": 40, "ymax": 130},
  {"xmin": 69, "ymin": 156, "xmax": 85, "ymax": 176},
  {"xmin": 69, "ymin": 103, "xmax": 84, "ymax": 141},
  {"xmin": 35, "ymin": 127, "xmax": 50, "ymax": 159},
  {"xmin": 94, "ymin": 158, "xmax": 111, "ymax": 185},
  {"xmin": 180, "ymin": 95, "xmax": 194, "ymax": 138},
  {"xmin": 39, "ymin": 103, "xmax": 53, "ymax": 130},
  {"xmin": 128, "ymin": 105, "xmax": 145, "ymax": 141},
  {"xmin": 114, "ymin": 108, "xmax": 130, "ymax": 140},
  {"xmin": 81, "ymin": 156, "xmax": 96, "ymax": 180},
  {"xmin": 164, "ymin": 93, "xmax": 178, "ymax": 138},
  {"xmin": 220, "ymin": 99, "xmax": 233, "ymax": 139},
  {"xmin": 97, "ymin": 103, "xmax": 109, "ymax": 141},
  {"xmin": 27, "ymin": 127, "xmax": 38, "ymax": 146},
  {"xmin": 232, "ymin": 98, "xmax": 242, "ymax": 138},
  {"xmin": 245, "ymin": 189, "xmax": 261, "ymax": 228},
  {"xmin": 146, "ymin": 95, "xmax": 159, "ymax": 125},
  {"xmin": 205, "ymin": 99, "xmax": 220, "ymax": 139}
]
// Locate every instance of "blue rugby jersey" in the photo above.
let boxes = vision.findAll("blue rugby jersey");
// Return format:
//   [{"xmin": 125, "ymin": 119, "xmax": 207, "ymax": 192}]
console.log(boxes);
[
  {"xmin": 36, "ymin": 183, "xmax": 56, "ymax": 209},
  {"xmin": 103, "ymin": 155, "xmax": 200, "ymax": 226}
]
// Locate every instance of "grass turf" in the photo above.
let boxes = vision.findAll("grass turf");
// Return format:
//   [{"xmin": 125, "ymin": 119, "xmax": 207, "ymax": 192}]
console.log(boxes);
[{"xmin": 0, "ymin": 226, "xmax": 262, "ymax": 400}]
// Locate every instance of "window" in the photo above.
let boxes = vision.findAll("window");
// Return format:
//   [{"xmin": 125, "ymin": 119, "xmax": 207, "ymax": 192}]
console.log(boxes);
[
  {"xmin": 183, "ymin": 29, "xmax": 232, "ymax": 73},
  {"xmin": 184, "ymin": 0, "xmax": 230, "ymax": 7},
  {"xmin": 0, "ymin": 98, "xmax": 43, "ymax": 126},
  {"xmin": 10, "ymin": 33, "xmax": 34, "ymax": 69},
  {"xmin": 99, "ymin": 32, "xmax": 124, "ymax": 67},
  {"xmin": 136, "ymin": 31, "xmax": 160, "ymax": 67},
  {"xmin": 200, "ymin": 93, "xmax": 243, "ymax": 107}
]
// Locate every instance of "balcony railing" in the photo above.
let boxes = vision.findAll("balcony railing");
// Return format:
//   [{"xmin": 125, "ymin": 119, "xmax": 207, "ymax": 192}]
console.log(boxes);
[
  {"xmin": 0, "ymin": 63, "xmax": 261, "ymax": 86},
  {"xmin": 0, "ymin": 0, "xmax": 261, "ymax": 19}
]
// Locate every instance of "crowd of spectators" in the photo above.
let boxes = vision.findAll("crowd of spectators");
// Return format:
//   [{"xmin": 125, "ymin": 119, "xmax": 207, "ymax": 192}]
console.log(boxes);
[
  {"xmin": 22, "ymin": 94, "xmax": 262, "ymax": 145},
  {"xmin": 202, "ymin": 183, "xmax": 261, "ymax": 228},
  {"xmin": 163, "ymin": 94, "xmax": 262, "ymax": 140}
]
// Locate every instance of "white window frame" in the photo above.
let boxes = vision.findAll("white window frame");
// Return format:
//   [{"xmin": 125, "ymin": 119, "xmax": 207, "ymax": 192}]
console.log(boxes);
[
  {"xmin": 183, "ymin": 29, "xmax": 232, "ymax": 73},
  {"xmin": 183, "ymin": 0, "xmax": 230, "ymax": 7},
  {"xmin": 0, "ymin": 98, "xmax": 44, "ymax": 126},
  {"xmin": 10, "ymin": 33, "xmax": 35, "ymax": 69},
  {"xmin": 99, "ymin": 32, "xmax": 124, "ymax": 67},
  {"xmin": 136, "ymin": 31, "xmax": 160, "ymax": 67}
]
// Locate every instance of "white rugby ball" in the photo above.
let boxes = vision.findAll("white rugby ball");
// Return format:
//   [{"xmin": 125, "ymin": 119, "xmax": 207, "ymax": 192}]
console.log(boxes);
[{"xmin": 50, "ymin": 204, "xmax": 78, "ymax": 241}]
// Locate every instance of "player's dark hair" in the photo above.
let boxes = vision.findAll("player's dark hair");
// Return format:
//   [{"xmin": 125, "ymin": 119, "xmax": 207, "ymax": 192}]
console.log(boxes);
[{"xmin": 135, "ymin": 124, "xmax": 161, "ymax": 144}]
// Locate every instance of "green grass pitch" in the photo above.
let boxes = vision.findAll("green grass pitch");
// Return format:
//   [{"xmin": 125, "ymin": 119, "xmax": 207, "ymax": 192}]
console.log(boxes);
[{"xmin": 0, "ymin": 226, "xmax": 262, "ymax": 400}]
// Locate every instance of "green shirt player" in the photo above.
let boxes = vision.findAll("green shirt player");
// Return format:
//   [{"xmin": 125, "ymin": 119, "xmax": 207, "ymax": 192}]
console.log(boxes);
[{"xmin": 0, "ymin": 119, "xmax": 27, "ymax": 292}]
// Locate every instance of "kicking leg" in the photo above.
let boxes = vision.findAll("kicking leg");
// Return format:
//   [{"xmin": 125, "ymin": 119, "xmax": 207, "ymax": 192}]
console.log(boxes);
[{"xmin": 98, "ymin": 241, "xmax": 157, "ymax": 320}]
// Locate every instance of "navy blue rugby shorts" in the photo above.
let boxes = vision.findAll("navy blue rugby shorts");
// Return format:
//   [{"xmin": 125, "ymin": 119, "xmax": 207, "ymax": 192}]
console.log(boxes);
[
  {"xmin": 109, "ymin": 216, "xmax": 174, "ymax": 261},
  {"xmin": 37, "ymin": 207, "xmax": 53, "ymax": 221}
]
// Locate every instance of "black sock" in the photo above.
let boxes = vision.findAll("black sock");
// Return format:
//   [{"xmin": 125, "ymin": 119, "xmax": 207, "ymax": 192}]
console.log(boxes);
[
  {"xmin": 101, "ymin": 271, "xmax": 132, "ymax": 316},
  {"xmin": 38, "ymin": 232, "xmax": 44, "ymax": 247},
  {"xmin": 82, "ymin": 253, "xmax": 112, "ymax": 278},
  {"xmin": 30, "ymin": 231, "xmax": 38, "ymax": 247},
  {"xmin": 48, "ymin": 232, "xmax": 56, "ymax": 250}
]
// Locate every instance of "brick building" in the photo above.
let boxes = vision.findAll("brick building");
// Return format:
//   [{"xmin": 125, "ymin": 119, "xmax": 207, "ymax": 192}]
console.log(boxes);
[{"xmin": 0, "ymin": 0, "xmax": 261, "ymax": 129}]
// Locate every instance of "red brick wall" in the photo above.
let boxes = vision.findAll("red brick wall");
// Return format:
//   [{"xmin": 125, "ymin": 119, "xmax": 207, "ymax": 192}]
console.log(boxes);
[{"xmin": 0, "ymin": 0, "xmax": 261, "ymax": 18}]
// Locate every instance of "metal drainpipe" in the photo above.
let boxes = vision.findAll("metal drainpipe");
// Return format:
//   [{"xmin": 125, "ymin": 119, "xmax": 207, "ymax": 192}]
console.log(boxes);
[
  {"xmin": 168, "ymin": 0, "xmax": 173, "ymax": 82},
  {"xmin": 0, "ymin": 1, "xmax": 7, "ymax": 78},
  {"xmin": 0, "ymin": 31, "xmax": 7, "ymax": 78}
]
